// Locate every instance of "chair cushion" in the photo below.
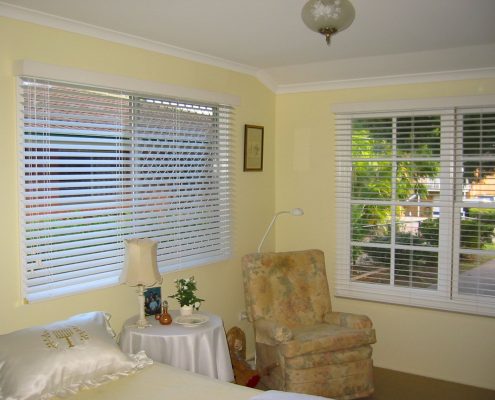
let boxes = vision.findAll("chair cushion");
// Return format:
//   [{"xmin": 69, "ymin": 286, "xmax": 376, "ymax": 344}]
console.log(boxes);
[{"xmin": 280, "ymin": 323, "xmax": 376, "ymax": 358}]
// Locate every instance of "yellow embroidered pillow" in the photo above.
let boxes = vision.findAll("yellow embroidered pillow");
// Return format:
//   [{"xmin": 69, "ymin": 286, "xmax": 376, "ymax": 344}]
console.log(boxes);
[{"xmin": 0, "ymin": 311, "xmax": 152, "ymax": 400}]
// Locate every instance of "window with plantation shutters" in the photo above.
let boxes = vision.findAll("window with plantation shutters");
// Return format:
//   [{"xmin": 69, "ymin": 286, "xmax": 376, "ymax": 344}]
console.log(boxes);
[
  {"xmin": 19, "ymin": 77, "xmax": 233, "ymax": 302},
  {"xmin": 334, "ymin": 97, "xmax": 495, "ymax": 317}
]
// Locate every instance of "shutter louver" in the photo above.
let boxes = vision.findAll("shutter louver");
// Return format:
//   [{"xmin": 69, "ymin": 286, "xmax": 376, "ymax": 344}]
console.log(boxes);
[
  {"xmin": 19, "ymin": 78, "xmax": 233, "ymax": 302},
  {"xmin": 335, "ymin": 101, "xmax": 495, "ymax": 316},
  {"xmin": 336, "ymin": 111, "xmax": 452, "ymax": 299}
]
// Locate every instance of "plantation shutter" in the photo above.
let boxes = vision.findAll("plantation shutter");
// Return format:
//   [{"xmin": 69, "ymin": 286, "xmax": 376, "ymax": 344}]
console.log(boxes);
[
  {"xmin": 19, "ymin": 77, "xmax": 232, "ymax": 302},
  {"xmin": 335, "ymin": 109, "xmax": 454, "ymax": 304},
  {"xmin": 453, "ymin": 108, "xmax": 495, "ymax": 302},
  {"xmin": 334, "ymin": 99, "xmax": 495, "ymax": 316}
]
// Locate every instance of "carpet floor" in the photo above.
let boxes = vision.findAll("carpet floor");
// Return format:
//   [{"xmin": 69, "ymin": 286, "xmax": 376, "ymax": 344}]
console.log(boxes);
[
  {"xmin": 365, "ymin": 367, "xmax": 494, "ymax": 400},
  {"xmin": 254, "ymin": 367, "xmax": 495, "ymax": 400}
]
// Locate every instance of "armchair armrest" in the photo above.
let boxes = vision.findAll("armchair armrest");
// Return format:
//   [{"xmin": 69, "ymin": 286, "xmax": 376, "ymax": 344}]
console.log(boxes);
[
  {"xmin": 324, "ymin": 312, "xmax": 373, "ymax": 329},
  {"xmin": 254, "ymin": 318, "xmax": 293, "ymax": 345}
]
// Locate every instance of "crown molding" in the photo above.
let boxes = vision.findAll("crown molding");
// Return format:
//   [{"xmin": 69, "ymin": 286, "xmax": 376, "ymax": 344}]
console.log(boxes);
[
  {"xmin": 275, "ymin": 67, "xmax": 495, "ymax": 94},
  {"xmin": 255, "ymin": 70, "xmax": 278, "ymax": 93},
  {"xmin": 0, "ymin": 2, "xmax": 258, "ymax": 77},
  {"xmin": 2, "ymin": 2, "xmax": 494, "ymax": 96}
]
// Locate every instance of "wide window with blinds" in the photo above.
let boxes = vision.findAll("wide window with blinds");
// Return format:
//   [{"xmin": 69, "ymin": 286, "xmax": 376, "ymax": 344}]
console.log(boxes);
[
  {"xmin": 335, "ymin": 99, "xmax": 495, "ymax": 316},
  {"xmin": 19, "ymin": 77, "xmax": 233, "ymax": 302}
]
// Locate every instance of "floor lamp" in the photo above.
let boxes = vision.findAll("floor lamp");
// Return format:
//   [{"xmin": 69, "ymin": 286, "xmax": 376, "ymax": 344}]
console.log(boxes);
[
  {"xmin": 120, "ymin": 238, "xmax": 162, "ymax": 328},
  {"xmin": 257, "ymin": 208, "xmax": 304, "ymax": 253}
]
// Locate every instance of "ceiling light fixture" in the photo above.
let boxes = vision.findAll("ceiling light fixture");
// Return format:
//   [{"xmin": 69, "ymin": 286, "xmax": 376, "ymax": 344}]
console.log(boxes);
[{"xmin": 301, "ymin": 0, "xmax": 355, "ymax": 46}]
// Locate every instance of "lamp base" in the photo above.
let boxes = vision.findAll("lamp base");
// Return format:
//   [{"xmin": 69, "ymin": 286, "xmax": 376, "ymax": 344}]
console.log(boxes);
[
  {"xmin": 135, "ymin": 317, "xmax": 151, "ymax": 329},
  {"xmin": 135, "ymin": 284, "xmax": 151, "ymax": 329}
]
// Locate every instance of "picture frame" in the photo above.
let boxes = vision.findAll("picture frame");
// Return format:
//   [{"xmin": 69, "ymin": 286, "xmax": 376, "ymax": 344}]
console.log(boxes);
[
  {"xmin": 144, "ymin": 287, "xmax": 162, "ymax": 316},
  {"xmin": 243, "ymin": 124, "xmax": 264, "ymax": 171}
]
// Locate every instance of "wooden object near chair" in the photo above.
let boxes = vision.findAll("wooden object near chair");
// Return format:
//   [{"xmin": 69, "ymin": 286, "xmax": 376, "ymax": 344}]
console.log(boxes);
[
  {"xmin": 226, "ymin": 326, "xmax": 260, "ymax": 388},
  {"xmin": 241, "ymin": 249, "xmax": 376, "ymax": 400}
]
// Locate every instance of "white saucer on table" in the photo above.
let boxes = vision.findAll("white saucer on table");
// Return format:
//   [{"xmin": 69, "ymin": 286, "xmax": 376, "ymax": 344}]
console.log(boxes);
[{"xmin": 174, "ymin": 314, "xmax": 209, "ymax": 327}]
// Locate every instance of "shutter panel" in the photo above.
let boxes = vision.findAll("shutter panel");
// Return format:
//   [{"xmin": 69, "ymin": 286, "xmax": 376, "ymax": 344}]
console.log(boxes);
[
  {"xmin": 454, "ymin": 108, "xmax": 495, "ymax": 302},
  {"xmin": 335, "ymin": 101, "xmax": 495, "ymax": 316},
  {"xmin": 19, "ymin": 77, "xmax": 232, "ymax": 302},
  {"xmin": 335, "ymin": 109, "xmax": 455, "ymax": 304}
]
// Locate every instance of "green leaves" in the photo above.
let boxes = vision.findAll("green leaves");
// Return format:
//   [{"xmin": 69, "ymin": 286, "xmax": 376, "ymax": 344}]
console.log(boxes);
[{"xmin": 168, "ymin": 276, "xmax": 204, "ymax": 308}]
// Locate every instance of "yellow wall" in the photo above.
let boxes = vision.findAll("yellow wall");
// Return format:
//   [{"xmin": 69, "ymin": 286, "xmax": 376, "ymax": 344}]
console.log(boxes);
[
  {"xmin": 274, "ymin": 80, "xmax": 495, "ymax": 390},
  {"xmin": 0, "ymin": 17, "xmax": 275, "ymax": 345},
  {"xmin": 2, "ymin": 15, "xmax": 495, "ymax": 392}
]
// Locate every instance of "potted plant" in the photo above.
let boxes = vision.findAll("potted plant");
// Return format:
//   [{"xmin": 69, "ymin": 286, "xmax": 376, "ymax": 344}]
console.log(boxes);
[{"xmin": 169, "ymin": 276, "xmax": 204, "ymax": 316}]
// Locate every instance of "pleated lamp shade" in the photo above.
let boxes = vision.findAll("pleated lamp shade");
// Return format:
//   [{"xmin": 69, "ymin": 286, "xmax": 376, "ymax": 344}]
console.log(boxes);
[{"xmin": 120, "ymin": 238, "xmax": 162, "ymax": 287}]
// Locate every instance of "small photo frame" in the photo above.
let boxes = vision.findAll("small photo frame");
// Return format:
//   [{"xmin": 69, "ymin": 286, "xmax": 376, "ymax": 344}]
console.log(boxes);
[
  {"xmin": 144, "ymin": 287, "xmax": 162, "ymax": 316},
  {"xmin": 244, "ymin": 124, "xmax": 264, "ymax": 171}
]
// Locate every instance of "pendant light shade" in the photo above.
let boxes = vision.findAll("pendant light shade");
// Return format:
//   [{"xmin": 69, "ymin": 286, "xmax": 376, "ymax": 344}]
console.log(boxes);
[{"xmin": 301, "ymin": 0, "xmax": 355, "ymax": 45}]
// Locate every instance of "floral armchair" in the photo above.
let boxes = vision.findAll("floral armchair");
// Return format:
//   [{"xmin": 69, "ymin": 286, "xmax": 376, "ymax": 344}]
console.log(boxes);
[{"xmin": 241, "ymin": 249, "xmax": 376, "ymax": 400}]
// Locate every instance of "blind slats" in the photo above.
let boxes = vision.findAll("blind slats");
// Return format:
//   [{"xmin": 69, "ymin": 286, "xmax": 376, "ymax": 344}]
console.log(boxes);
[
  {"xmin": 19, "ymin": 77, "xmax": 233, "ymax": 302},
  {"xmin": 335, "ymin": 104, "xmax": 495, "ymax": 317}
]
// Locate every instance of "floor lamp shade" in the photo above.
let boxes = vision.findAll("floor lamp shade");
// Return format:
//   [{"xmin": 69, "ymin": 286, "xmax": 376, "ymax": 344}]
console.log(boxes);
[
  {"xmin": 257, "ymin": 208, "xmax": 304, "ymax": 253},
  {"xmin": 120, "ymin": 238, "xmax": 162, "ymax": 287}
]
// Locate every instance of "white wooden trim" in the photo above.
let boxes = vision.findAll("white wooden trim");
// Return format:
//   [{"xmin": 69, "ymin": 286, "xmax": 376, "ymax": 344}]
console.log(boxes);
[
  {"xmin": 332, "ymin": 95, "xmax": 495, "ymax": 114},
  {"xmin": 277, "ymin": 68, "xmax": 495, "ymax": 94},
  {"xmin": 15, "ymin": 60, "xmax": 240, "ymax": 106}
]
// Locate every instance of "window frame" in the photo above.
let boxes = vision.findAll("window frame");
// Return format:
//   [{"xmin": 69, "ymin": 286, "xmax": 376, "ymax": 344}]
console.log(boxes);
[
  {"xmin": 333, "ymin": 95, "xmax": 495, "ymax": 317},
  {"xmin": 16, "ymin": 63, "xmax": 237, "ymax": 303}
]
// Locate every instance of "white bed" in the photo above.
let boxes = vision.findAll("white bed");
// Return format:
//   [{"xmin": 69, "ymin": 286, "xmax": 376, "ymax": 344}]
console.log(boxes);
[
  {"xmin": 60, "ymin": 362, "xmax": 260, "ymax": 400},
  {"xmin": 0, "ymin": 311, "xmax": 326, "ymax": 400},
  {"xmin": 59, "ymin": 363, "xmax": 327, "ymax": 400}
]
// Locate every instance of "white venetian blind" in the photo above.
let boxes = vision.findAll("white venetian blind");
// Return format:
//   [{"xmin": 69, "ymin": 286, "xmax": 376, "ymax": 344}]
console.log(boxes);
[{"xmin": 19, "ymin": 77, "xmax": 233, "ymax": 302}]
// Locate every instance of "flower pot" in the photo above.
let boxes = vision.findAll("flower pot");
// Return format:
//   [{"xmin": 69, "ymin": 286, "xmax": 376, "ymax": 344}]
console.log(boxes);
[{"xmin": 180, "ymin": 305, "xmax": 194, "ymax": 316}]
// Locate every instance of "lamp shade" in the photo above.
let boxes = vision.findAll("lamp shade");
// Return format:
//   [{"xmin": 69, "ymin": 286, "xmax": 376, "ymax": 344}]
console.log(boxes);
[
  {"xmin": 257, "ymin": 208, "xmax": 304, "ymax": 253},
  {"xmin": 120, "ymin": 238, "xmax": 162, "ymax": 287}
]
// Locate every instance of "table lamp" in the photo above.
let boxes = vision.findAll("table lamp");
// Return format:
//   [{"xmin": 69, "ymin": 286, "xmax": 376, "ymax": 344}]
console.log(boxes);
[
  {"xmin": 257, "ymin": 208, "xmax": 304, "ymax": 253},
  {"xmin": 120, "ymin": 238, "xmax": 162, "ymax": 328}
]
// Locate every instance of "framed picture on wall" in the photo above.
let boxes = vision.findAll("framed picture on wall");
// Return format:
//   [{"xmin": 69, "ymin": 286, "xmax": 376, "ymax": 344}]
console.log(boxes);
[{"xmin": 243, "ymin": 124, "xmax": 264, "ymax": 171}]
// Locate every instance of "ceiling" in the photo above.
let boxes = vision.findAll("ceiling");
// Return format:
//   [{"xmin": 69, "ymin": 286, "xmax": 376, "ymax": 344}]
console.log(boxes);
[{"xmin": 1, "ymin": 0, "xmax": 495, "ymax": 92}]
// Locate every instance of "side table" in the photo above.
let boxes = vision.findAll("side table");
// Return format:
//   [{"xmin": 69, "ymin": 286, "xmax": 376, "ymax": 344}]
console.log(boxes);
[{"xmin": 119, "ymin": 310, "xmax": 234, "ymax": 382}]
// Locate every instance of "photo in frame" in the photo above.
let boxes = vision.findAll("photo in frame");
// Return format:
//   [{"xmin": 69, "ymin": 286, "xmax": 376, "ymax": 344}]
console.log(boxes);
[
  {"xmin": 144, "ymin": 287, "xmax": 162, "ymax": 316},
  {"xmin": 243, "ymin": 124, "xmax": 264, "ymax": 171}
]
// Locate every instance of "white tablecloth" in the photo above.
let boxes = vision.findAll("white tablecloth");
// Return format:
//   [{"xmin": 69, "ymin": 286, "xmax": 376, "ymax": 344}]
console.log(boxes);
[{"xmin": 119, "ymin": 311, "xmax": 234, "ymax": 382}]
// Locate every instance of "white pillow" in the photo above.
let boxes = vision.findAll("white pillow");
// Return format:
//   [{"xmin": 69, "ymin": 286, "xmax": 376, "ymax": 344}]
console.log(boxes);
[{"xmin": 0, "ymin": 311, "xmax": 152, "ymax": 400}]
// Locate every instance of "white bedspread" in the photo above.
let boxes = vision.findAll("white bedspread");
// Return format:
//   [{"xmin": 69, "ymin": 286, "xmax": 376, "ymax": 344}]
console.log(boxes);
[
  {"xmin": 58, "ymin": 362, "xmax": 332, "ymax": 400},
  {"xmin": 60, "ymin": 362, "xmax": 259, "ymax": 400}
]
